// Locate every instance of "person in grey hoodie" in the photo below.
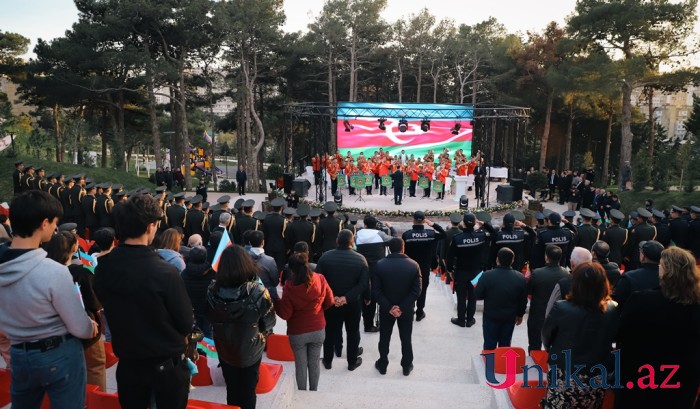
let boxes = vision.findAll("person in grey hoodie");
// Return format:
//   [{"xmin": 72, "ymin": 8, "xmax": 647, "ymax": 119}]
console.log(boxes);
[{"xmin": 0, "ymin": 190, "xmax": 97, "ymax": 409}]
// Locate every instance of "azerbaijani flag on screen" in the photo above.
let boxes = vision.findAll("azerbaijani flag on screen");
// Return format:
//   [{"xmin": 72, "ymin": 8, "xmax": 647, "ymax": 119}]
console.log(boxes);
[
  {"xmin": 212, "ymin": 231, "xmax": 233, "ymax": 272},
  {"xmin": 337, "ymin": 102, "xmax": 473, "ymax": 159}
]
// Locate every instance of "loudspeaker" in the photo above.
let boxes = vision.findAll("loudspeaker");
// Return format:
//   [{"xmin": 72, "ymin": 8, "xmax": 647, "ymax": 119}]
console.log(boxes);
[
  {"xmin": 293, "ymin": 178, "xmax": 311, "ymax": 197},
  {"xmin": 509, "ymin": 178, "xmax": 524, "ymax": 201},
  {"xmin": 283, "ymin": 173, "xmax": 294, "ymax": 194},
  {"xmin": 496, "ymin": 184, "xmax": 514, "ymax": 203}
]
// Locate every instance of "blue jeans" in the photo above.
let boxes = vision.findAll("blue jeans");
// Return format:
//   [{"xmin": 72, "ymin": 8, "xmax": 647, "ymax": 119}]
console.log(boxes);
[
  {"xmin": 10, "ymin": 336, "xmax": 86, "ymax": 409},
  {"xmin": 482, "ymin": 316, "xmax": 515, "ymax": 350}
]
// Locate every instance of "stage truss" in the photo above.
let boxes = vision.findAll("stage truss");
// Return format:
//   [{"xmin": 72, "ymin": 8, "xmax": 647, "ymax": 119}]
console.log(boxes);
[{"xmin": 283, "ymin": 103, "xmax": 531, "ymax": 205}]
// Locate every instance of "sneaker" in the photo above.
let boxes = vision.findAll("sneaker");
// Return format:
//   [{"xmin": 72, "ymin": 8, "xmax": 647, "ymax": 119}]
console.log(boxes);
[
  {"xmin": 466, "ymin": 318, "xmax": 476, "ymax": 327},
  {"xmin": 415, "ymin": 311, "xmax": 426, "ymax": 322},
  {"xmin": 374, "ymin": 360, "xmax": 386, "ymax": 375},
  {"xmin": 451, "ymin": 317, "xmax": 466, "ymax": 327},
  {"xmin": 403, "ymin": 364, "xmax": 414, "ymax": 376},
  {"xmin": 348, "ymin": 357, "xmax": 363, "ymax": 371}
]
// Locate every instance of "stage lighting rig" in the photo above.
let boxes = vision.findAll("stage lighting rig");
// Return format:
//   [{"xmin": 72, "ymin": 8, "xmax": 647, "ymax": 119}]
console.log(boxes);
[
  {"xmin": 420, "ymin": 119, "xmax": 430, "ymax": 132},
  {"xmin": 451, "ymin": 122, "xmax": 461, "ymax": 135},
  {"xmin": 398, "ymin": 118, "xmax": 408, "ymax": 133},
  {"xmin": 378, "ymin": 118, "xmax": 387, "ymax": 131},
  {"xmin": 343, "ymin": 119, "xmax": 353, "ymax": 132}
]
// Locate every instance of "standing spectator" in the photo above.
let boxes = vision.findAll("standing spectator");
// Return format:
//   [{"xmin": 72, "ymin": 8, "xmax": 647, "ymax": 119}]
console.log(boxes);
[
  {"xmin": 0, "ymin": 191, "xmax": 97, "ymax": 408},
  {"xmin": 591, "ymin": 240, "xmax": 621, "ymax": 287},
  {"xmin": 181, "ymin": 246, "xmax": 215, "ymax": 339},
  {"xmin": 616, "ymin": 247, "xmax": 700, "ymax": 408},
  {"xmin": 548, "ymin": 169, "xmax": 558, "ymax": 202},
  {"xmin": 274, "ymin": 252, "xmax": 334, "ymax": 390},
  {"xmin": 355, "ymin": 216, "xmax": 392, "ymax": 333},
  {"xmin": 236, "ymin": 165, "xmax": 247, "ymax": 196},
  {"xmin": 545, "ymin": 247, "xmax": 592, "ymax": 317},
  {"xmin": 526, "ymin": 245, "xmax": 568, "ymax": 352},
  {"xmin": 557, "ymin": 171, "xmax": 569, "ymax": 205},
  {"xmin": 613, "ymin": 240, "xmax": 663, "ymax": 308},
  {"xmin": 247, "ymin": 230, "xmax": 279, "ymax": 300},
  {"xmin": 164, "ymin": 167, "xmax": 174, "ymax": 191},
  {"xmin": 372, "ymin": 238, "xmax": 421, "ymax": 376},
  {"xmin": 621, "ymin": 160, "xmax": 632, "ymax": 191},
  {"xmin": 541, "ymin": 262, "xmax": 619, "ymax": 408},
  {"xmin": 94, "ymin": 194, "xmax": 193, "ymax": 409},
  {"xmin": 44, "ymin": 231, "xmax": 106, "ymax": 391},
  {"xmin": 173, "ymin": 168, "xmax": 184, "ymax": 191},
  {"xmin": 316, "ymin": 230, "xmax": 369, "ymax": 371},
  {"xmin": 155, "ymin": 167, "xmax": 165, "ymax": 187},
  {"xmin": 196, "ymin": 178, "xmax": 208, "ymax": 203},
  {"xmin": 156, "ymin": 228, "xmax": 186, "ymax": 273},
  {"xmin": 207, "ymin": 245, "xmax": 276, "ymax": 409},
  {"xmin": 474, "ymin": 248, "xmax": 527, "ymax": 350}
]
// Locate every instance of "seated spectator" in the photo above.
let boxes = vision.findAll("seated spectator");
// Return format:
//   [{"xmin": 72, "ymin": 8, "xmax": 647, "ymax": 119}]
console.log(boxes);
[
  {"xmin": 182, "ymin": 246, "xmax": 215, "ymax": 339},
  {"xmin": 157, "ymin": 228, "xmax": 186, "ymax": 273},
  {"xmin": 542, "ymin": 262, "xmax": 619, "ymax": 408},
  {"xmin": 616, "ymin": 247, "xmax": 700, "ymax": 408}
]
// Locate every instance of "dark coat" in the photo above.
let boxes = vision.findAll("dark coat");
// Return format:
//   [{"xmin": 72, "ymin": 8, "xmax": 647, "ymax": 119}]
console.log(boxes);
[
  {"xmin": 474, "ymin": 266, "xmax": 527, "ymax": 322},
  {"xmin": 261, "ymin": 212, "xmax": 286, "ymax": 253},
  {"xmin": 181, "ymin": 261, "xmax": 215, "ymax": 315},
  {"xmin": 527, "ymin": 263, "xmax": 569, "ymax": 324},
  {"xmin": 611, "ymin": 263, "xmax": 659, "ymax": 308},
  {"xmin": 372, "ymin": 253, "xmax": 421, "ymax": 314},
  {"xmin": 315, "ymin": 247, "xmax": 369, "ymax": 304}
]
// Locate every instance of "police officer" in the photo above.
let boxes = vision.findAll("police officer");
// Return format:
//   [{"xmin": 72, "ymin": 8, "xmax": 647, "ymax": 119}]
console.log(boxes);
[
  {"xmin": 669, "ymin": 205, "xmax": 689, "ymax": 248},
  {"xmin": 232, "ymin": 199, "xmax": 259, "ymax": 245},
  {"xmin": 402, "ymin": 211, "xmax": 446, "ymax": 321},
  {"xmin": 184, "ymin": 195, "xmax": 209, "ymax": 244},
  {"xmin": 651, "ymin": 209, "xmax": 671, "ymax": 248},
  {"xmin": 687, "ymin": 206, "xmax": 700, "ymax": 259},
  {"xmin": 317, "ymin": 202, "xmax": 344, "ymax": 255},
  {"xmin": 573, "ymin": 208, "xmax": 600, "ymax": 251},
  {"xmin": 12, "ymin": 160, "xmax": 24, "ymax": 195},
  {"xmin": 534, "ymin": 212, "xmax": 546, "ymax": 235},
  {"xmin": 166, "ymin": 192, "xmax": 187, "ymax": 229},
  {"xmin": 285, "ymin": 204, "xmax": 315, "ymax": 253},
  {"xmin": 490, "ymin": 213, "xmax": 534, "ymax": 273},
  {"xmin": 446, "ymin": 213, "xmax": 490, "ymax": 327},
  {"xmin": 262, "ymin": 197, "xmax": 288, "ymax": 272},
  {"xmin": 532, "ymin": 212, "xmax": 573, "ymax": 269},
  {"xmin": 439, "ymin": 213, "xmax": 464, "ymax": 284},
  {"xmin": 625, "ymin": 208, "xmax": 657, "ymax": 271},
  {"xmin": 96, "ymin": 183, "xmax": 115, "ymax": 228},
  {"xmin": 82, "ymin": 182, "xmax": 98, "ymax": 238},
  {"xmin": 602, "ymin": 209, "xmax": 628, "ymax": 266}
]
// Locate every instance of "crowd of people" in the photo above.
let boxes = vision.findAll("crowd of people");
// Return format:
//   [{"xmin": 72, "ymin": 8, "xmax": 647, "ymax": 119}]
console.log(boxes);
[{"xmin": 1, "ymin": 160, "xmax": 700, "ymax": 409}]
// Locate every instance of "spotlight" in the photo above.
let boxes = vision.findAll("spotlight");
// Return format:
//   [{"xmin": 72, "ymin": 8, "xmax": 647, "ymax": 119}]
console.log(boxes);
[
  {"xmin": 334, "ymin": 191, "xmax": 343, "ymax": 206},
  {"xmin": 451, "ymin": 122, "xmax": 461, "ymax": 135},
  {"xmin": 398, "ymin": 118, "xmax": 408, "ymax": 133},
  {"xmin": 420, "ymin": 119, "xmax": 430, "ymax": 132},
  {"xmin": 459, "ymin": 195, "xmax": 469, "ymax": 210},
  {"xmin": 378, "ymin": 118, "xmax": 386, "ymax": 131},
  {"xmin": 343, "ymin": 120, "xmax": 353, "ymax": 132}
]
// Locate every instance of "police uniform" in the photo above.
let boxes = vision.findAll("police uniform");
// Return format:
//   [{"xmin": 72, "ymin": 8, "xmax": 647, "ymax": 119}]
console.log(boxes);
[
  {"xmin": 82, "ymin": 184, "xmax": 98, "ymax": 238},
  {"xmin": 285, "ymin": 205, "xmax": 316, "ymax": 252},
  {"xmin": 625, "ymin": 208, "xmax": 657, "ymax": 270},
  {"xmin": 652, "ymin": 210, "xmax": 671, "ymax": 248},
  {"xmin": 669, "ymin": 206, "xmax": 690, "ymax": 248},
  {"xmin": 262, "ymin": 197, "xmax": 288, "ymax": 272},
  {"xmin": 446, "ymin": 213, "xmax": 489, "ymax": 326},
  {"xmin": 402, "ymin": 211, "xmax": 446, "ymax": 321},
  {"xmin": 491, "ymin": 213, "xmax": 534, "ymax": 272},
  {"xmin": 232, "ymin": 200, "xmax": 259, "ymax": 245},
  {"xmin": 532, "ymin": 212, "xmax": 573, "ymax": 269},
  {"xmin": 602, "ymin": 209, "xmax": 628, "ymax": 265},
  {"xmin": 316, "ymin": 202, "xmax": 344, "ymax": 254},
  {"xmin": 184, "ymin": 195, "xmax": 210, "ymax": 244},
  {"xmin": 166, "ymin": 192, "xmax": 187, "ymax": 229},
  {"xmin": 573, "ymin": 208, "xmax": 601, "ymax": 251},
  {"xmin": 439, "ymin": 213, "xmax": 464, "ymax": 283}
]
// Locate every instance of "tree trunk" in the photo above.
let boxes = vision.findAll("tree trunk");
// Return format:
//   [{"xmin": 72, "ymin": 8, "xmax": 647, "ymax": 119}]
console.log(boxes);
[
  {"xmin": 416, "ymin": 55, "xmax": 422, "ymax": 103},
  {"xmin": 471, "ymin": 67, "xmax": 478, "ymax": 106},
  {"xmin": 349, "ymin": 32, "xmax": 356, "ymax": 102},
  {"xmin": 539, "ymin": 89, "xmax": 555, "ymax": 171},
  {"xmin": 564, "ymin": 103, "xmax": 573, "ymax": 170},
  {"xmin": 179, "ymin": 62, "xmax": 191, "ymax": 190},
  {"xmin": 327, "ymin": 49, "xmax": 337, "ymax": 153},
  {"xmin": 648, "ymin": 88, "xmax": 655, "ymax": 158},
  {"xmin": 146, "ymin": 69, "xmax": 163, "ymax": 169},
  {"xmin": 619, "ymin": 81, "xmax": 633, "ymax": 186},
  {"xmin": 397, "ymin": 56, "xmax": 403, "ymax": 103},
  {"xmin": 53, "ymin": 103, "xmax": 63, "ymax": 162},
  {"xmin": 602, "ymin": 108, "xmax": 614, "ymax": 187}
]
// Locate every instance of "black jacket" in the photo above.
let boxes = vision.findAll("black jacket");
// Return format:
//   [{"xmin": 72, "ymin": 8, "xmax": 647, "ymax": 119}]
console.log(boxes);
[
  {"xmin": 82, "ymin": 194, "xmax": 98, "ymax": 229},
  {"xmin": 612, "ymin": 262, "xmax": 660, "ymax": 308},
  {"xmin": 602, "ymin": 224, "xmax": 628, "ymax": 265},
  {"xmin": 206, "ymin": 280, "xmax": 276, "ymax": 368},
  {"xmin": 490, "ymin": 226, "xmax": 534, "ymax": 272},
  {"xmin": 402, "ymin": 223, "xmax": 446, "ymax": 273},
  {"xmin": 315, "ymin": 247, "xmax": 369, "ymax": 304},
  {"xmin": 669, "ymin": 217, "xmax": 689, "ymax": 249},
  {"xmin": 625, "ymin": 222, "xmax": 657, "ymax": 270},
  {"xmin": 232, "ymin": 214, "xmax": 259, "ymax": 245},
  {"xmin": 181, "ymin": 261, "xmax": 215, "ymax": 315},
  {"xmin": 261, "ymin": 212, "xmax": 286, "ymax": 253},
  {"xmin": 527, "ymin": 263, "xmax": 569, "ymax": 323},
  {"xmin": 184, "ymin": 209, "xmax": 210, "ymax": 244},
  {"xmin": 447, "ymin": 227, "xmax": 490, "ymax": 280},
  {"xmin": 533, "ymin": 226, "xmax": 573, "ymax": 269},
  {"xmin": 317, "ymin": 215, "xmax": 343, "ymax": 254},
  {"xmin": 595, "ymin": 258, "xmax": 621, "ymax": 287},
  {"xmin": 474, "ymin": 266, "xmax": 527, "ymax": 322},
  {"xmin": 166, "ymin": 205, "xmax": 186, "ymax": 230},
  {"xmin": 542, "ymin": 300, "xmax": 619, "ymax": 369},
  {"xmin": 94, "ymin": 244, "xmax": 194, "ymax": 361},
  {"xmin": 573, "ymin": 223, "xmax": 600, "ymax": 252},
  {"xmin": 372, "ymin": 253, "xmax": 421, "ymax": 315},
  {"xmin": 688, "ymin": 218, "xmax": 700, "ymax": 259}
]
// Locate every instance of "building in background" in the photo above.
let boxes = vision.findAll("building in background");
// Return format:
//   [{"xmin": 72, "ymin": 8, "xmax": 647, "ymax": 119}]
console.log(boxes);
[{"xmin": 634, "ymin": 84, "xmax": 698, "ymax": 142}]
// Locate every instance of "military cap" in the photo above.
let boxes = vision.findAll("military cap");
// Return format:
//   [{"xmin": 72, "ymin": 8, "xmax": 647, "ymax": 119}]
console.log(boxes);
[
  {"xmin": 141, "ymin": 188, "xmax": 152, "ymax": 195},
  {"xmin": 475, "ymin": 211, "xmax": 491, "ymax": 223},
  {"xmin": 609, "ymin": 209, "xmax": 624, "ymax": 221},
  {"xmin": 14, "ymin": 160, "xmax": 23, "ymax": 166},
  {"xmin": 309, "ymin": 208, "xmax": 322, "ymax": 218},
  {"xmin": 35, "ymin": 167, "xmax": 44, "ymax": 172},
  {"xmin": 102, "ymin": 182, "xmax": 113, "ymax": 189},
  {"xmin": 413, "ymin": 210, "xmax": 425, "ymax": 220},
  {"xmin": 174, "ymin": 192, "xmax": 186, "ymax": 199},
  {"xmin": 217, "ymin": 195, "xmax": 231, "ymax": 204},
  {"xmin": 562, "ymin": 210, "xmax": 576, "ymax": 219},
  {"xmin": 210, "ymin": 203, "xmax": 220, "ymax": 213},
  {"xmin": 84, "ymin": 178, "xmax": 92, "ymax": 184},
  {"xmin": 463, "ymin": 213, "xmax": 476, "ymax": 225},
  {"xmin": 114, "ymin": 191, "xmax": 126, "ymax": 198},
  {"xmin": 190, "ymin": 195, "xmax": 203, "ymax": 205},
  {"xmin": 85, "ymin": 182, "xmax": 96, "ymax": 190},
  {"xmin": 449, "ymin": 212, "xmax": 462, "ymax": 224},
  {"xmin": 503, "ymin": 213, "xmax": 515, "ymax": 225},
  {"xmin": 242, "ymin": 199, "xmax": 255, "ymax": 208},
  {"xmin": 283, "ymin": 207, "xmax": 296, "ymax": 216},
  {"xmin": 542, "ymin": 208, "xmax": 553, "ymax": 217},
  {"xmin": 637, "ymin": 208, "xmax": 652, "ymax": 219},
  {"xmin": 639, "ymin": 240, "xmax": 664, "ymax": 262},
  {"xmin": 671, "ymin": 205, "xmax": 685, "ymax": 213},
  {"xmin": 271, "ymin": 197, "xmax": 286, "ymax": 208},
  {"xmin": 253, "ymin": 211, "xmax": 266, "ymax": 220},
  {"xmin": 24, "ymin": 164, "xmax": 34, "ymax": 170},
  {"xmin": 630, "ymin": 210, "xmax": 638, "ymax": 219},
  {"xmin": 652, "ymin": 209, "xmax": 665, "ymax": 219},
  {"xmin": 535, "ymin": 212, "xmax": 545, "ymax": 221},
  {"xmin": 58, "ymin": 223, "xmax": 77, "ymax": 232},
  {"xmin": 155, "ymin": 186, "xmax": 167, "ymax": 192},
  {"xmin": 297, "ymin": 205, "xmax": 310, "ymax": 217},
  {"xmin": 165, "ymin": 193, "xmax": 174, "ymax": 201},
  {"xmin": 73, "ymin": 173, "xmax": 85, "ymax": 180},
  {"xmin": 323, "ymin": 201, "xmax": 338, "ymax": 212},
  {"xmin": 234, "ymin": 198, "xmax": 245, "ymax": 210},
  {"xmin": 184, "ymin": 196, "xmax": 193, "ymax": 204},
  {"xmin": 580, "ymin": 208, "xmax": 596, "ymax": 219},
  {"xmin": 548, "ymin": 212, "xmax": 562, "ymax": 225},
  {"xmin": 691, "ymin": 206, "xmax": 700, "ymax": 214},
  {"xmin": 511, "ymin": 210, "xmax": 526, "ymax": 221},
  {"xmin": 47, "ymin": 173, "xmax": 57, "ymax": 179},
  {"xmin": 202, "ymin": 201, "xmax": 210, "ymax": 210},
  {"xmin": 348, "ymin": 213, "xmax": 359, "ymax": 222},
  {"xmin": 112, "ymin": 184, "xmax": 122, "ymax": 191}
]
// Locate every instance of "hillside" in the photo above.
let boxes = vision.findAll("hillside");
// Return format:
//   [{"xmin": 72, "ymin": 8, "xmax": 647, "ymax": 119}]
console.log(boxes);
[{"xmin": 1, "ymin": 155, "xmax": 153, "ymax": 203}]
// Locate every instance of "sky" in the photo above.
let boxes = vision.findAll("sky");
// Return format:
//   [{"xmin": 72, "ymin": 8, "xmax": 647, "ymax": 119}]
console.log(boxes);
[{"xmin": 1, "ymin": 0, "xmax": 699, "ymax": 59}]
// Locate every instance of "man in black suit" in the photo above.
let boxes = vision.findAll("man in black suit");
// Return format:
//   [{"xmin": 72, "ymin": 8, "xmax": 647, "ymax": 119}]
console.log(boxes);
[
  {"xmin": 391, "ymin": 167, "xmax": 404, "ymax": 205},
  {"xmin": 473, "ymin": 158, "xmax": 487, "ymax": 205},
  {"xmin": 261, "ymin": 197, "xmax": 287, "ymax": 272},
  {"xmin": 372, "ymin": 238, "xmax": 421, "ymax": 376},
  {"xmin": 236, "ymin": 165, "xmax": 247, "ymax": 196}
]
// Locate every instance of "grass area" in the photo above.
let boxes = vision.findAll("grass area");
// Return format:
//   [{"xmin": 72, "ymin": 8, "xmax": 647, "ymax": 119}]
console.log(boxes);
[
  {"xmin": 617, "ymin": 190, "xmax": 700, "ymax": 215},
  {"xmin": 1, "ymin": 154, "xmax": 153, "ymax": 202}
]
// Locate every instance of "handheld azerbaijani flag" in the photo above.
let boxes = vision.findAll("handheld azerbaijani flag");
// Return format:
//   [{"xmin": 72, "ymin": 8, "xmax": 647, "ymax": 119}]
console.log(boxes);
[
  {"xmin": 76, "ymin": 250, "xmax": 97, "ymax": 273},
  {"xmin": 471, "ymin": 271, "xmax": 484, "ymax": 287},
  {"xmin": 212, "ymin": 231, "xmax": 233, "ymax": 272}
]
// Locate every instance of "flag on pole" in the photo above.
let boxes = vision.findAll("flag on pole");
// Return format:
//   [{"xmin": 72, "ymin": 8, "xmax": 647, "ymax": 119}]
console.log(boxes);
[
  {"xmin": 76, "ymin": 250, "xmax": 97, "ymax": 273},
  {"xmin": 471, "ymin": 271, "xmax": 484, "ymax": 287},
  {"xmin": 77, "ymin": 237, "xmax": 95, "ymax": 254},
  {"xmin": 212, "ymin": 231, "xmax": 233, "ymax": 272},
  {"xmin": 203, "ymin": 130, "xmax": 213, "ymax": 144}
]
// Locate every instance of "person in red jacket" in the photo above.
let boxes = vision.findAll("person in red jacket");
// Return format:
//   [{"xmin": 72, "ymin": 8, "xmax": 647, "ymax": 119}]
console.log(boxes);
[{"xmin": 275, "ymin": 252, "xmax": 334, "ymax": 391}]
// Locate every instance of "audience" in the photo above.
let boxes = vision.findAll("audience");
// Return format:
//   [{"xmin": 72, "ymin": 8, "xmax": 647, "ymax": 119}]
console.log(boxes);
[
  {"xmin": 156, "ymin": 228, "xmax": 186, "ymax": 273},
  {"xmin": 526, "ymin": 245, "xmax": 568, "ymax": 352},
  {"xmin": 612, "ymin": 240, "xmax": 663, "ymax": 308},
  {"xmin": 181, "ymin": 245, "xmax": 215, "ymax": 339},
  {"xmin": 591, "ymin": 240, "xmax": 621, "ymax": 287}
]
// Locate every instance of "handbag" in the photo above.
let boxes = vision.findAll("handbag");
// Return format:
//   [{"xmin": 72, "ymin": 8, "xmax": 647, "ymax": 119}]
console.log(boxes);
[{"xmin": 185, "ymin": 325, "xmax": 205, "ymax": 361}]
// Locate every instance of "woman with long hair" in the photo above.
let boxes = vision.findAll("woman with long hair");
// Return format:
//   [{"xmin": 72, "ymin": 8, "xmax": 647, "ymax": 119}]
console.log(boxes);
[
  {"xmin": 274, "ymin": 252, "xmax": 334, "ymax": 391},
  {"xmin": 206, "ymin": 245, "xmax": 276, "ymax": 409},
  {"xmin": 616, "ymin": 247, "xmax": 700, "ymax": 409},
  {"xmin": 44, "ymin": 231, "xmax": 106, "ymax": 391},
  {"xmin": 156, "ymin": 228, "xmax": 185, "ymax": 272},
  {"xmin": 541, "ymin": 262, "xmax": 619, "ymax": 408}
]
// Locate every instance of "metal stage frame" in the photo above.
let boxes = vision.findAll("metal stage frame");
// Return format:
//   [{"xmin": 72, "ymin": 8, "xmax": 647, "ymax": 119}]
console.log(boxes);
[{"xmin": 283, "ymin": 103, "xmax": 530, "ymax": 206}]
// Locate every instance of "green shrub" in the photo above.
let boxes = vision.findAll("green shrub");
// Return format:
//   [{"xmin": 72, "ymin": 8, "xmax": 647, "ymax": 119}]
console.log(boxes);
[
  {"xmin": 266, "ymin": 164, "xmax": 284, "ymax": 180},
  {"xmin": 526, "ymin": 171, "xmax": 548, "ymax": 194},
  {"xmin": 218, "ymin": 179, "xmax": 237, "ymax": 192},
  {"xmin": 632, "ymin": 151, "xmax": 651, "ymax": 192}
]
